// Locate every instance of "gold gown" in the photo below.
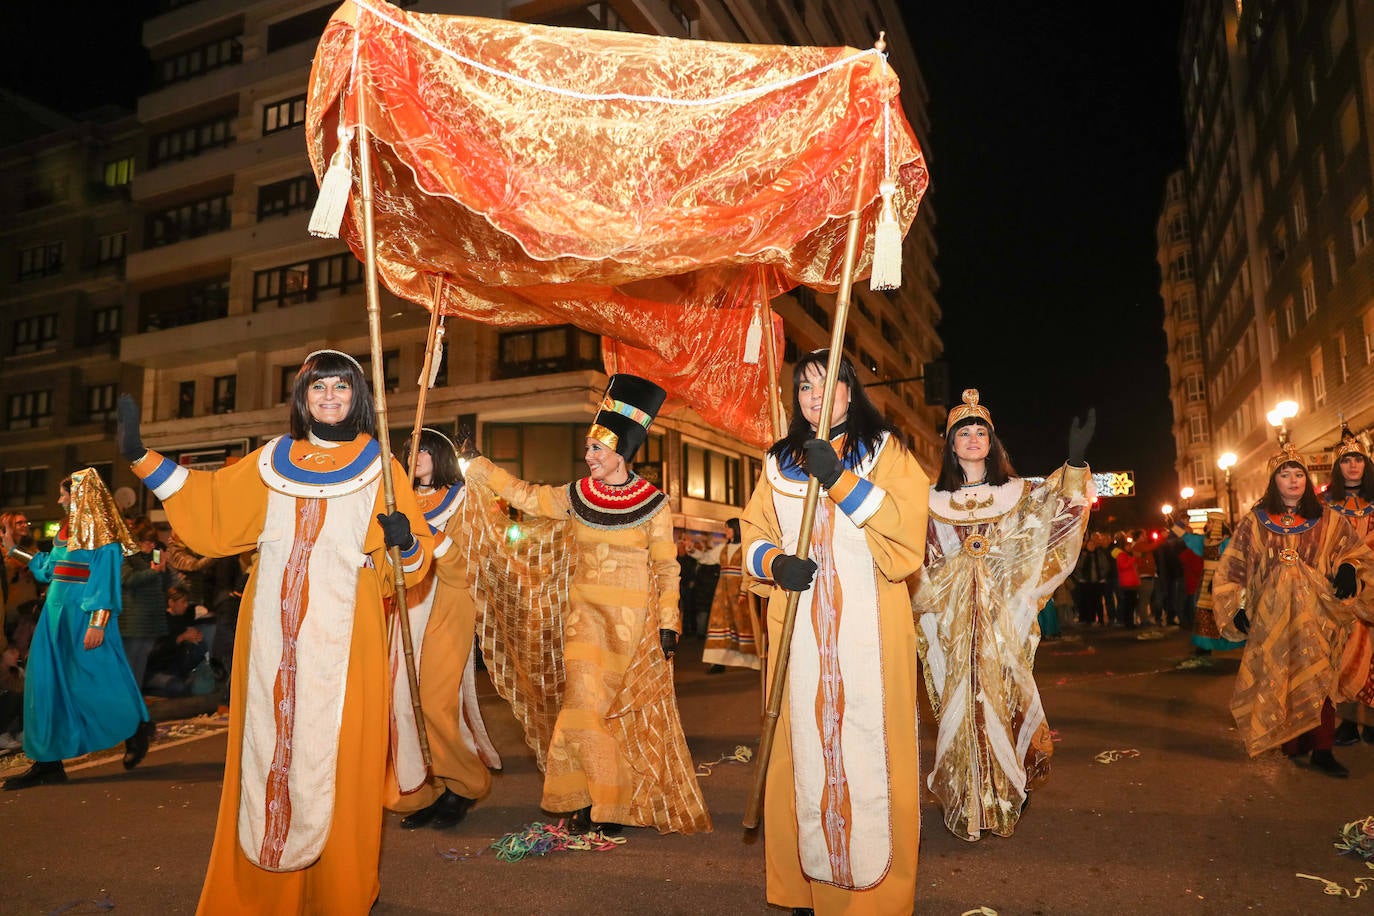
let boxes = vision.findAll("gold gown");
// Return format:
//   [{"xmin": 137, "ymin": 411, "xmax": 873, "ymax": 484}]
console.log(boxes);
[
  {"xmin": 912, "ymin": 464, "xmax": 1093, "ymax": 841},
  {"xmin": 1212, "ymin": 506, "xmax": 1374, "ymax": 755},
  {"xmin": 1326, "ymin": 493, "xmax": 1374, "ymax": 706}
]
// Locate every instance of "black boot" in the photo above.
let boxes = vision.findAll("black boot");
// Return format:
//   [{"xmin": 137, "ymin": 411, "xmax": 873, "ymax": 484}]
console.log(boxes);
[
  {"xmin": 1310, "ymin": 749, "xmax": 1349, "ymax": 778},
  {"xmin": 123, "ymin": 720, "xmax": 152, "ymax": 770},
  {"xmin": 3, "ymin": 760, "xmax": 67, "ymax": 790},
  {"xmin": 706, "ymin": 664, "xmax": 727, "ymax": 674},
  {"xmin": 1333, "ymin": 720, "xmax": 1361, "ymax": 747},
  {"xmin": 1363, "ymin": 725, "xmax": 1374, "ymax": 745},
  {"xmin": 400, "ymin": 792, "xmax": 448, "ymax": 829},
  {"xmin": 568, "ymin": 805, "xmax": 592, "ymax": 833},
  {"xmin": 428, "ymin": 789, "xmax": 475, "ymax": 830},
  {"xmin": 792, "ymin": 910, "xmax": 815, "ymax": 915}
]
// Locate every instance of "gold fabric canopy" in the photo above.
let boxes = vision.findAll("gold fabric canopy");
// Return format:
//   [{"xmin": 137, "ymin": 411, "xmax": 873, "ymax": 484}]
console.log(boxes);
[{"xmin": 306, "ymin": 0, "xmax": 928, "ymax": 445}]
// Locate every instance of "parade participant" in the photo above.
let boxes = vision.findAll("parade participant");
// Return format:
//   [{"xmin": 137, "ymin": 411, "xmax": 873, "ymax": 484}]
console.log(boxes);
[
  {"xmin": 702, "ymin": 519, "xmax": 760, "ymax": 672},
  {"xmin": 1182, "ymin": 513, "xmax": 1243, "ymax": 661},
  {"xmin": 1, "ymin": 470, "xmax": 151, "ymax": 789},
  {"xmin": 912, "ymin": 390, "xmax": 1095, "ymax": 841},
  {"xmin": 385, "ymin": 427, "xmax": 499, "ymax": 830},
  {"xmin": 740, "ymin": 349, "xmax": 927, "ymax": 915},
  {"xmin": 463, "ymin": 374, "xmax": 709, "ymax": 835},
  {"xmin": 1212, "ymin": 442, "xmax": 1374, "ymax": 778},
  {"xmin": 1325, "ymin": 425, "xmax": 1374, "ymax": 745},
  {"xmin": 116, "ymin": 349, "xmax": 431, "ymax": 915}
]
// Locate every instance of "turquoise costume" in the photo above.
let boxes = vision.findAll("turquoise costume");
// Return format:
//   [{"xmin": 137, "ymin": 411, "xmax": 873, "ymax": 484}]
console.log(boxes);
[{"xmin": 23, "ymin": 535, "xmax": 148, "ymax": 761}]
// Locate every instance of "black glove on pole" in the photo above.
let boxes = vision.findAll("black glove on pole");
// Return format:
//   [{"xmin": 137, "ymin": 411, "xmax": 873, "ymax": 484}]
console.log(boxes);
[
  {"xmin": 1334, "ymin": 563, "xmax": 1359, "ymax": 599},
  {"xmin": 660, "ymin": 629, "xmax": 678, "ymax": 660},
  {"xmin": 802, "ymin": 439, "xmax": 843, "ymax": 488},
  {"xmin": 116, "ymin": 394, "xmax": 146, "ymax": 462},
  {"xmin": 771, "ymin": 553, "xmax": 818, "ymax": 591},
  {"xmin": 376, "ymin": 511, "xmax": 416, "ymax": 551},
  {"xmin": 1067, "ymin": 407, "xmax": 1097, "ymax": 468}
]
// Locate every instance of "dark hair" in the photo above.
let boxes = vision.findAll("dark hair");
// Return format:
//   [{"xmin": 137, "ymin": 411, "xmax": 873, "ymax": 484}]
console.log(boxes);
[
  {"xmin": 1256, "ymin": 461, "xmax": 1324, "ymax": 517},
  {"xmin": 401, "ymin": 428, "xmax": 462, "ymax": 489},
  {"xmin": 167, "ymin": 586, "xmax": 188, "ymax": 603},
  {"xmin": 767, "ymin": 350, "xmax": 898, "ymax": 470},
  {"xmin": 934, "ymin": 418, "xmax": 1018, "ymax": 492},
  {"xmin": 726, "ymin": 518, "xmax": 741, "ymax": 541},
  {"xmin": 288, "ymin": 351, "xmax": 376, "ymax": 440},
  {"xmin": 1327, "ymin": 453, "xmax": 1374, "ymax": 501}
]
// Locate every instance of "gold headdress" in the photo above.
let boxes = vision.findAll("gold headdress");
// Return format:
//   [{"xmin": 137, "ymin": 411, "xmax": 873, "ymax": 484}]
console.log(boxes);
[
  {"xmin": 946, "ymin": 388, "xmax": 993, "ymax": 433},
  {"xmin": 1333, "ymin": 424, "xmax": 1368, "ymax": 462},
  {"xmin": 1265, "ymin": 441, "xmax": 1307, "ymax": 477},
  {"xmin": 65, "ymin": 468, "xmax": 137, "ymax": 556}
]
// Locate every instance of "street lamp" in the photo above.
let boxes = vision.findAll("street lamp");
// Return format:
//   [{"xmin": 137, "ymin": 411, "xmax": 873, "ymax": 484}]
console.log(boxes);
[
  {"xmin": 1180, "ymin": 486, "xmax": 1195, "ymax": 514},
  {"xmin": 1161, "ymin": 502, "xmax": 1174, "ymax": 516},
  {"xmin": 1217, "ymin": 452, "xmax": 1238, "ymax": 528},
  {"xmin": 1267, "ymin": 399, "xmax": 1299, "ymax": 445}
]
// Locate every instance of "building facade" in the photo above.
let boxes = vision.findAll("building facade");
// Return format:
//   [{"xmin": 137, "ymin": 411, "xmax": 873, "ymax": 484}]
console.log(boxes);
[
  {"xmin": 1174, "ymin": 0, "xmax": 1374, "ymax": 516},
  {"xmin": 1, "ymin": 0, "xmax": 944, "ymax": 536}
]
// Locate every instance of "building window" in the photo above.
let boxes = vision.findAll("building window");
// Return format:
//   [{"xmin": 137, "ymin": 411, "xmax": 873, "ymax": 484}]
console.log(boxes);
[
  {"xmin": 1329, "ymin": 1, "xmax": 1350, "ymax": 63},
  {"xmin": 86, "ymin": 383, "xmax": 117, "ymax": 421},
  {"xmin": 1340, "ymin": 95, "xmax": 1360, "ymax": 157},
  {"xmin": 212, "ymin": 375, "xmax": 237, "ymax": 414},
  {"xmin": 279, "ymin": 367, "xmax": 298, "ymax": 403},
  {"xmin": 150, "ymin": 113, "xmax": 235, "ymax": 167},
  {"xmin": 1327, "ymin": 240, "xmax": 1339, "ymax": 285},
  {"xmin": 147, "ymin": 193, "xmax": 232, "ymax": 247},
  {"xmin": 1316, "ymin": 146, "xmax": 1328, "ymax": 194},
  {"xmin": 262, "ymin": 94, "xmax": 308, "ymax": 136},
  {"xmin": 1178, "ymin": 332, "xmax": 1201, "ymax": 361},
  {"xmin": 1184, "ymin": 374, "xmax": 1206, "ymax": 402},
  {"xmin": 11, "ymin": 314, "xmax": 58, "ymax": 354},
  {"xmin": 93, "ymin": 306, "xmax": 121, "ymax": 338},
  {"xmin": 1, "ymin": 466, "xmax": 48, "ymax": 508},
  {"xmin": 1301, "ymin": 266, "xmax": 1316, "ymax": 318},
  {"xmin": 1172, "ymin": 250, "xmax": 1193, "ymax": 281},
  {"xmin": 1311, "ymin": 347, "xmax": 1326, "ymax": 406},
  {"xmin": 157, "ymin": 34, "xmax": 242, "ymax": 87},
  {"xmin": 354, "ymin": 350, "xmax": 400, "ymax": 394},
  {"xmin": 17, "ymin": 242, "xmax": 63, "ymax": 281},
  {"xmin": 1267, "ymin": 312, "xmax": 1279, "ymax": 361},
  {"xmin": 253, "ymin": 253, "xmax": 362, "ymax": 309},
  {"xmin": 267, "ymin": 4, "xmax": 339, "ymax": 52},
  {"xmin": 495, "ymin": 325, "xmax": 601, "ymax": 378},
  {"xmin": 96, "ymin": 231, "xmax": 126, "ymax": 266},
  {"xmin": 1176, "ymin": 292, "xmax": 1197, "ymax": 320},
  {"xmin": 1190, "ymin": 455, "xmax": 1214, "ymax": 488},
  {"xmin": 1352, "ymin": 199, "xmax": 1370, "ymax": 252},
  {"xmin": 6, "ymin": 390, "xmax": 52, "ymax": 430},
  {"xmin": 1339, "ymin": 331, "xmax": 1350, "ymax": 383},
  {"xmin": 141, "ymin": 276, "xmax": 230, "ymax": 331},
  {"xmin": 1292, "ymin": 188, "xmax": 1307, "ymax": 235},
  {"xmin": 1364, "ymin": 309, "xmax": 1374, "ymax": 363},
  {"xmin": 178, "ymin": 381, "xmax": 196, "ymax": 419},
  {"xmin": 682, "ymin": 442, "xmax": 742, "ymax": 506},
  {"xmin": 103, "ymin": 156, "xmax": 135, "ymax": 188},
  {"xmin": 1188, "ymin": 414, "xmax": 1208, "ymax": 445},
  {"xmin": 257, "ymin": 175, "xmax": 319, "ymax": 221}
]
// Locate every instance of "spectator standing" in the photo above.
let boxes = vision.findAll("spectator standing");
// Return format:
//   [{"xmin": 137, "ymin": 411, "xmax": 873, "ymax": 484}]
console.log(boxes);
[
  {"xmin": 1113, "ymin": 533, "xmax": 1140, "ymax": 628},
  {"xmin": 120, "ymin": 520, "xmax": 172, "ymax": 692},
  {"xmin": 2, "ymin": 512, "xmax": 38, "ymax": 629}
]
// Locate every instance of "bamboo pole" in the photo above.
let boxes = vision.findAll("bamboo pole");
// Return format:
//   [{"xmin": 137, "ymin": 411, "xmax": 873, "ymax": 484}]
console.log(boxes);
[
  {"xmin": 357, "ymin": 113, "xmax": 433, "ymax": 769},
  {"xmin": 406, "ymin": 276, "xmax": 446, "ymax": 481},
  {"xmin": 742, "ymin": 157, "xmax": 869, "ymax": 830},
  {"xmin": 756, "ymin": 290, "xmax": 786, "ymax": 718}
]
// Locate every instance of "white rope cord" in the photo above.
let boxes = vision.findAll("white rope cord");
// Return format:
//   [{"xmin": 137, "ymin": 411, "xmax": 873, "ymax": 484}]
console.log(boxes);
[{"xmin": 349, "ymin": 0, "xmax": 888, "ymax": 108}]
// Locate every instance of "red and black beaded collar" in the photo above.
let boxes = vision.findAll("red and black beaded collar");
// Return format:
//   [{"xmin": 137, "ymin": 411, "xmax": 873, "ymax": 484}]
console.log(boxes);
[{"xmin": 569, "ymin": 473, "xmax": 666, "ymax": 530}]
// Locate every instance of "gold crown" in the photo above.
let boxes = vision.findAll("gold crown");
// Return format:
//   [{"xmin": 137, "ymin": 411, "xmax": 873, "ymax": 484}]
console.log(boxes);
[
  {"xmin": 1266, "ymin": 441, "xmax": 1307, "ymax": 476},
  {"xmin": 1334, "ymin": 426, "xmax": 1368, "ymax": 461},
  {"xmin": 946, "ymin": 389, "xmax": 993, "ymax": 432}
]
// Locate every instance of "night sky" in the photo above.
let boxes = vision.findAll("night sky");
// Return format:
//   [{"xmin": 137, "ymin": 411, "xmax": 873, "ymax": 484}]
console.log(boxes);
[{"xmin": 3, "ymin": 2, "xmax": 1187, "ymax": 523}]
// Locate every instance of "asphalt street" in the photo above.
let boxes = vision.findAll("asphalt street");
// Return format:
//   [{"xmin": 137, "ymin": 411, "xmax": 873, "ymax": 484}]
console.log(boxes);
[{"xmin": 2, "ymin": 623, "xmax": 1372, "ymax": 915}]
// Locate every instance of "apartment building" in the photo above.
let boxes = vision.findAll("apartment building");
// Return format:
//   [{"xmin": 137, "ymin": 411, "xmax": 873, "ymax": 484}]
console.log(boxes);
[{"xmin": 1, "ymin": 0, "xmax": 944, "ymax": 533}]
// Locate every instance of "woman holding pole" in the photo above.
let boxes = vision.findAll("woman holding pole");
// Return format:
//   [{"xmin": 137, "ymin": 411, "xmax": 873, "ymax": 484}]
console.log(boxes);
[
  {"xmin": 117, "ymin": 349, "xmax": 432, "ymax": 915},
  {"xmin": 740, "ymin": 349, "xmax": 927, "ymax": 915}
]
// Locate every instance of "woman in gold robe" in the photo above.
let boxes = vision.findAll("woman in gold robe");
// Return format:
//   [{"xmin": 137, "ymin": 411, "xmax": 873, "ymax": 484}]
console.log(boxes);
[
  {"xmin": 463, "ymin": 374, "xmax": 709, "ymax": 835},
  {"xmin": 118, "ymin": 350, "xmax": 432, "ymax": 915},
  {"xmin": 912, "ymin": 390, "xmax": 1095, "ymax": 841},
  {"xmin": 701, "ymin": 518, "xmax": 760, "ymax": 672},
  {"xmin": 1212, "ymin": 442, "xmax": 1374, "ymax": 778},
  {"xmin": 1325, "ymin": 425, "xmax": 1374, "ymax": 745},
  {"xmin": 741, "ymin": 350, "xmax": 927, "ymax": 916}
]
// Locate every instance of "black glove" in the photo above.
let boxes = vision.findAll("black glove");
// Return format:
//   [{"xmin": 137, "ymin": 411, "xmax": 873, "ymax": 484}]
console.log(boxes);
[
  {"xmin": 802, "ymin": 439, "xmax": 844, "ymax": 488},
  {"xmin": 1334, "ymin": 563, "xmax": 1359, "ymax": 599},
  {"xmin": 455, "ymin": 425, "xmax": 481, "ymax": 460},
  {"xmin": 376, "ymin": 512, "xmax": 415, "ymax": 551},
  {"xmin": 116, "ymin": 394, "xmax": 146, "ymax": 462},
  {"xmin": 1067, "ymin": 407, "xmax": 1096, "ymax": 468},
  {"xmin": 771, "ymin": 553, "xmax": 818, "ymax": 591},
  {"xmin": 659, "ymin": 629, "xmax": 678, "ymax": 660},
  {"xmin": 1234, "ymin": 609, "xmax": 1250, "ymax": 635}
]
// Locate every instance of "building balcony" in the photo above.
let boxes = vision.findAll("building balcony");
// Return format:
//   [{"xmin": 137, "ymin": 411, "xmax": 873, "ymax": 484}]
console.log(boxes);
[
  {"xmin": 133, "ymin": 129, "xmax": 303, "ymax": 201},
  {"xmin": 138, "ymin": 41, "xmax": 314, "ymax": 124},
  {"xmin": 124, "ymin": 211, "xmax": 310, "ymax": 283}
]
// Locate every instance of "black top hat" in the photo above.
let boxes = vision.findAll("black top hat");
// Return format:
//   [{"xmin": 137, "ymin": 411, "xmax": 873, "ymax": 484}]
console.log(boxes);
[{"xmin": 589, "ymin": 374, "xmax": 667, "ymax": 460}]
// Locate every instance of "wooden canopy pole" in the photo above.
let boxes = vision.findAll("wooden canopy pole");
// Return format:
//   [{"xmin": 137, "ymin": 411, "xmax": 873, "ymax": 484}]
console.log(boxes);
[
  {"xmin": 743, "ymin": 157, "xmax": 869, "ymax": 830},
  {"xmin": 755, "ymin": 291, "xmax": 786, "ymax": 717},
  {"xmin": 406, "ymin": 276, "xmax": 447, "ymax": 480},
  {"xmin": 357, "ymin": 111, "xmax": 433, "ymax": 770}
]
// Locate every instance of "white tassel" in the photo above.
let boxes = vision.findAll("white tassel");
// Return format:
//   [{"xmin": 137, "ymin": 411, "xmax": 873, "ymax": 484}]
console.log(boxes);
[
  {"xmin": 869, "ymin": 178, "xmax": 903, "ymax": 291},
  {"xmin": 743, "ymin": 306, "xmax": 763, "ymax": 364},
  {"xmin": 308, "ymin": 127, "xmax": 355, "ymax": 239},
  {"xmin": 419, "ymin": 323, "xmax": 446, "ymax": 388}
]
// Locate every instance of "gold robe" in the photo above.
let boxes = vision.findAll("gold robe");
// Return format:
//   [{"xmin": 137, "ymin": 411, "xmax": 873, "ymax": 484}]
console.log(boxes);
[
  {"xmin": 1212, "ymin": 506, "xmax": 1374, "ymax": 756},
  {"xmin": 1326, "ymin": 493, "xmax": 1374, "ymax": 705},
  {"xmin": 134, "ymin": 435, "xmax": 432, "ymax": 916},
  {"xmin": 912, "ymin": 465, "xmax": 1093, "ymax": 841},
  {"xmin": 701, "ymin": 542, "xmax": 760, "ymax": 669},
  {"xmin": 463, "ymin": 457, "xmax": 710, "ymax": 833},
  {"xmin": 741, "ymin": 433, "xmax": 927, "ymax": 915}
]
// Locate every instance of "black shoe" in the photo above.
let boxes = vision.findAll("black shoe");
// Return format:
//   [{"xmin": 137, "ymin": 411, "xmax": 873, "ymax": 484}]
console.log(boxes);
[
  {"xmin": 1334, "ymin": 720, "xmax": 1361, "ymax": 747},
  {"xmin": 123, "ymin": 721, "xmax": 151, "ymax": 770},
  {"xmin": 568, "ymin": 805, "xmax": 592, "ymax": 833},
  {"xmin": 592, "ymin": 820, "xmax": 623, "ymax": 835},
  {"xmin": 1310, "ymin": 750, "xmax": 1349, "ymax": 779},
  {"xmin": 792, "ymin": 910, "xmax": 815, "ymax": 915},
  {"xmin": 706, "ymin": 664, "xmax": 726, "ymax": 674},
  {"xmin": 3, "ymin": 760, "xmax": 67, "ymax": 790},
  {"xmin": 1363, "ymin": 725, "xmax": 1374, "ymax": 745},
  {"xmin": 428, "ymin": 789, "xmax": 475, "ymax": 830}
]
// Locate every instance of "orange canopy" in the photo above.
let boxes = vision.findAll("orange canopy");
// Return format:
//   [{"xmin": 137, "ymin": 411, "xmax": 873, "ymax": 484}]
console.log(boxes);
[{"xmin": 306, "ymin": 0, "xmax": 928, "ymax": 446}]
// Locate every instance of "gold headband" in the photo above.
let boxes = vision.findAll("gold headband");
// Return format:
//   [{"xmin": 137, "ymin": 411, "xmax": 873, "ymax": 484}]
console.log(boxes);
[
  {"xmin": 946, "ymin": 389, "xmax": 993, "ymax": 432},
  {"xmin": 1335, "ymin": 430, "xmax": 1367, "ymax": 461},
  {"xmin": 1266, "ymin": 441, "xmax": 1308, "ymax": 476},
  {"xmin": 587, "ymin": 423, "xmax": 619, "ymax": 451}
]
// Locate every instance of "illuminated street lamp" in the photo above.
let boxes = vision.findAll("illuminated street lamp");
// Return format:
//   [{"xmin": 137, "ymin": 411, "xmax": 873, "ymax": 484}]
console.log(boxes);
[
  {"xmin": 1161, "ymin": 502, "xmax": 1174, "ymax": 516},
  {"xmin": 1180, "ymin": 486, "xmax": 1195, "ymax": 513},
  {"xmin": 1217, "ymin": 452, "xmax": 1238, "ymax": 528},
  {"xmin": 1267, "ymin": 399, "xmax": 1299, "ymax": 445}
]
